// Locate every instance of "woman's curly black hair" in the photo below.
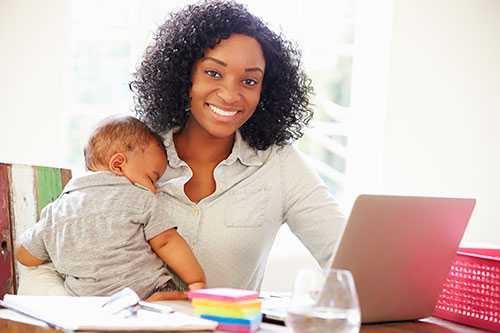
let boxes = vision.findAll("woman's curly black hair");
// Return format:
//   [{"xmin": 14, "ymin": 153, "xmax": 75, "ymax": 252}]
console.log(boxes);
[{"xmin": 130, "ymin": 0, "xmax": 313, "ymax": 150}]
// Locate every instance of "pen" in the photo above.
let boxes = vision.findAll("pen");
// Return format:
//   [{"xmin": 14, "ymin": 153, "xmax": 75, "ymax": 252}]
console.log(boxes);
[{"xmin": 137, "ymin": 301, "xmax": 174, "ymax": 314}]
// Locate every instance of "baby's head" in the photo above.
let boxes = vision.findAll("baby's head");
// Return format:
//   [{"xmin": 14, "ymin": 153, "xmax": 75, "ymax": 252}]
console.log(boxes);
[{"xmin": 84, "ymin": 115, "xmax": 167, "ymax": 192}]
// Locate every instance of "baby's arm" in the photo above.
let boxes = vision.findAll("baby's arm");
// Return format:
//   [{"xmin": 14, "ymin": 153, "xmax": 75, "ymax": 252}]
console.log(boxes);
[
  {"xmin": 15, "ymin": 244, "xmax": 47, "ymax": 267},
  {"xmin": 149, "ymin": 228, "xmax": 206, "ymax": 290},
  {"xmin": 15, "ymin": 203, "xmax": 53, "ymax": 267}
]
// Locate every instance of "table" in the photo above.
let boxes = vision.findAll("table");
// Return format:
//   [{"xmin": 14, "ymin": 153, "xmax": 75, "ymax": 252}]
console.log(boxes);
[{"xmin": 0, "ymin": 300, "xmax": 490, "ymax": 333}]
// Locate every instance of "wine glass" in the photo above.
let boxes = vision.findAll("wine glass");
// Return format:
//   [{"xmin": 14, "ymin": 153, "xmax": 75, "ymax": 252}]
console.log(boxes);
[{"xmin": 285, "ymin": 268, "xmax": 361, "ymax": 333}]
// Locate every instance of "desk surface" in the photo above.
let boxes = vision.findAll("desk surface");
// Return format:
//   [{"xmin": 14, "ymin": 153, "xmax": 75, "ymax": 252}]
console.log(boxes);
[
  {"xmin": 0, "ymin": 300, "xmax": 489, "ymax": 333},
  {"xmin": 0, "ymin": 318, "xmax": 491, "ymax": 333}
]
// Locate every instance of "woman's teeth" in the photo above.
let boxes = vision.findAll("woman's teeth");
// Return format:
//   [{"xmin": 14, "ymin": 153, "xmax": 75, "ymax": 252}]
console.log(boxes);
[{"xmin": 209, "ymin": 105, "xmax": 237, "ymax": 117}]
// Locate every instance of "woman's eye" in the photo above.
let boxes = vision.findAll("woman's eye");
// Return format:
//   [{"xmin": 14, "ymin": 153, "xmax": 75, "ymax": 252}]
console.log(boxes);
[
  {"xmin": 205, "ymin": 70, "xmax": 222, "ymax": 78},
  {"xmin": 242, "ymin": 78, "xmax": 258, "ymax": 86}
]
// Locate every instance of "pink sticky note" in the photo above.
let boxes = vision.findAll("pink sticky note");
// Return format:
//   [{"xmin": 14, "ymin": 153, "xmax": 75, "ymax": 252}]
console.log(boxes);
[
  {"xmin": 188, "ymin": 288, "xmax": 259, "ymax": 302},
  {"xmin": 217, "ymin": 323, "xmax": 259, "ymax": 333}
]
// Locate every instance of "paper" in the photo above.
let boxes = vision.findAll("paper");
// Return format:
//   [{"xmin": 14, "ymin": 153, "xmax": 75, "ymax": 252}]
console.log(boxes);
[
  {"xmin": 2, "ymin": 294, "xmax": 218, "ymax": 331},
  {"xmin": 0, "ymin": 308, "xmax": 50, "ymax": 328}
]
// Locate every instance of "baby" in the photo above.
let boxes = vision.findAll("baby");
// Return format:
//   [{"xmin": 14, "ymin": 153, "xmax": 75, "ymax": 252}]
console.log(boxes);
[{"xmin": 15, "ymin": 115, "xmax": 205, "ymax": 300}]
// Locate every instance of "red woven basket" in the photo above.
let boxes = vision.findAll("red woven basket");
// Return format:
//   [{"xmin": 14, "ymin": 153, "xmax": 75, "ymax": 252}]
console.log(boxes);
[{"xmin": 433, "ymin": 248, "xmax": 500, "ymax": 332}]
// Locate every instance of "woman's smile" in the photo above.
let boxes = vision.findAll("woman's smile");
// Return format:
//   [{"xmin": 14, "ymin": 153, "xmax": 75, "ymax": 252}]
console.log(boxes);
[
  {"xmin": 208, "ymin": 104, "xmax": 239, "ymax": 117},
  {"xmin": 206, "ymin": 103, "xmax": 242, "ymax": 122}
]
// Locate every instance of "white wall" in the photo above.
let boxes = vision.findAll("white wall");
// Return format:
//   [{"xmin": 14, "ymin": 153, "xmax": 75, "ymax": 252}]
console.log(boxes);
[
  {"xmin": 383, "ymin": 0, "xmax": 500, "ymax": 244},
  {"xmin": 346, "ymin": 0, "xmax": 393, "ymax": 201},
  {"xmin": 0, "ymin": 0, "xmax": 67, "ymax": 168}
]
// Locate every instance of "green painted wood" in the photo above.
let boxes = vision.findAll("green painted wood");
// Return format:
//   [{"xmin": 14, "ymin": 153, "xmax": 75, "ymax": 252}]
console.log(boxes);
[
  {"xmin": 35, "ymin": 166, "xmax": 63, "ymax": 216},
  {"xmin": 0, "ymin": 163, "xmax": 15, "ymax": 298}
]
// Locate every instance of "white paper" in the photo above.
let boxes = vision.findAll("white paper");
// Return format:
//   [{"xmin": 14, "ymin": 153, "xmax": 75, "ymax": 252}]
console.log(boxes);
[
  {"xmin": 0, "ymin": 309, "xmax": 50, "ymax": 328},
  {"xmin": 2, "ymin": 294, "xmax": 217, "ymax": 331}
]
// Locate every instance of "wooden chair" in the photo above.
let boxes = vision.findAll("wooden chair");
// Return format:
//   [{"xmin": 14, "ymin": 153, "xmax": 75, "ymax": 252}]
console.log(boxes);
[{"xmin": 0, "ymin": 163, "xmax": 71, "ymax": 298}]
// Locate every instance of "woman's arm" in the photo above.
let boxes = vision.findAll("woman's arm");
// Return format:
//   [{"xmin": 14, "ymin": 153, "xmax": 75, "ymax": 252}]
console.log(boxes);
[
  {"xmin": 280, "ymin": 145, "xmax": 347, "ymax": 268},
  {"xmin": 148, "ymin": 228, "xmax": 206, "ymax": 290}
]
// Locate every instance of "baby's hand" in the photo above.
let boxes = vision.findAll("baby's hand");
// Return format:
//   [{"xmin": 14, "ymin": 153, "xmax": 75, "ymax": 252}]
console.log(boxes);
[
  {"xmin": 145, "ymin": 291, "xmax": 188, "ymax": 302},
  {"xmin": 188, "ymin": 282, "xmax": 205, "ymax": 290}
]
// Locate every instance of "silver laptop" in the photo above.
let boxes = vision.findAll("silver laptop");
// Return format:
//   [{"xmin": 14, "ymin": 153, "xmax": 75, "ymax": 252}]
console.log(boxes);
[{"xmin": 262, "ymin": 194, "xmax": 476, "ymax": 324}]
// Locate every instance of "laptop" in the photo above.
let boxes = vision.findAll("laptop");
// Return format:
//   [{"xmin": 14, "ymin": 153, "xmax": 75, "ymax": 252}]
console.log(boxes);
[{"xmin": 262, "ymin": 194, "xmax": 476, "ymax": 324}]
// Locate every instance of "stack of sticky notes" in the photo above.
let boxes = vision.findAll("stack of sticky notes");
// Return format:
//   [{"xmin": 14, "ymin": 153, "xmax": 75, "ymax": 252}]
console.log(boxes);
[{"xmin": 188, "ymin": 288, "xmax": 262, "ymax": 333}]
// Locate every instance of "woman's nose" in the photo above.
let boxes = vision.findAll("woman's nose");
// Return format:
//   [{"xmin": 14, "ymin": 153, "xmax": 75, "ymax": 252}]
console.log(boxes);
[{"xmin": 216, "ymin": 80, "xmax": 241, "ymax": 105}]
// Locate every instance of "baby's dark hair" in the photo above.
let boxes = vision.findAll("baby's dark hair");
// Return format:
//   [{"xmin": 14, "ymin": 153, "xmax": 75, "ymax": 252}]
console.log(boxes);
[
  {"xmin": 130, "ymin": 0, "xmax": 313, "ymax": 150},
  {"xmin": 84, "ymin": 115, "xmax": 165, "ymax": 171}
]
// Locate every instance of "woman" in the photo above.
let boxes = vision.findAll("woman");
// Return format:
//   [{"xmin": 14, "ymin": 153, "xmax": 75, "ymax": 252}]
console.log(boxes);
[{"xmin": 130, "ymin": 0, "xmax": 345, "ymax": 295}]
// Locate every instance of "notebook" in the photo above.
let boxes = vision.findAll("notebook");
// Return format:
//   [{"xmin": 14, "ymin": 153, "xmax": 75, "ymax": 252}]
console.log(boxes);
[
  {"xmin": 0, "ymin": 293, "xmax": 218, "ymax": 331},
  {"xmin": 262, "ymin": 194, "xmax": 476, "ymax": 324}
]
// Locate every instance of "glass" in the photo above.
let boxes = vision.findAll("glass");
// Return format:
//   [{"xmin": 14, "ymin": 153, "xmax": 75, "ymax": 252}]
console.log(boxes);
[{"xmin": 285, "ymin": 268, "xmax": 361, "ymax": 333}]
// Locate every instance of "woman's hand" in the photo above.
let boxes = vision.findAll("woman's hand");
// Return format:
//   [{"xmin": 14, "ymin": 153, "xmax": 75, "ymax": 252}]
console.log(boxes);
[{"xmin": 145, "ymin": 291, "xmax": 188, "ymax": 302}]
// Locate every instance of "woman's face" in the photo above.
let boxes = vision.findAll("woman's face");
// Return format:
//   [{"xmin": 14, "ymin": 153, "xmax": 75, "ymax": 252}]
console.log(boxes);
[{"xmin": 187, "ymin": 33, "xmax": 266, "ymax": 139}]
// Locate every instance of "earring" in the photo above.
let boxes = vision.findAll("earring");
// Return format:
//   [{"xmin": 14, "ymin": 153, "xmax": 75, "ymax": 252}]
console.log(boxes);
[{"xmin": 258, "ymin": 100, "xmax": 265, "ymax": 112}]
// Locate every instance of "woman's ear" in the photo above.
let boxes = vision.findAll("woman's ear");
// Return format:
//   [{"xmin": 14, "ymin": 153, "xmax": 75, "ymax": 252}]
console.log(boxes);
[{"xmin": 108, "ymin": 153, "xmax": 127, "ymax": 176}]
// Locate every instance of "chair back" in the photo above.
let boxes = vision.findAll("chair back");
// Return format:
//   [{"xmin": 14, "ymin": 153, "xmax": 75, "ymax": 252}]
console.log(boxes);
[{"xmin": 0, "ymin": 163, "xmax": 71, "ymax": 298}]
